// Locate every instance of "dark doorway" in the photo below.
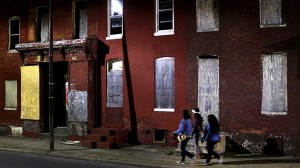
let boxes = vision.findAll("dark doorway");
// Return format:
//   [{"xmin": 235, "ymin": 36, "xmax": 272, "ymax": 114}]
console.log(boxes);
[{"xmin": 40, "ymin": 62, "xmax": 68, "ymax": 132}]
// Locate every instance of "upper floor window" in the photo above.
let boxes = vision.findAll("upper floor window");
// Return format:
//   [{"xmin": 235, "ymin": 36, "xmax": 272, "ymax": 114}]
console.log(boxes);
[
  {"xmin": 155, "ymin": 57, "xmax": 174, "ymax": 112},
  {"xmin": 74, "ymin": 1, "xmax": 88, "ymax": 39},
  {"xmin": 107, "ymin": 0, "xmax": 123, "ymax": 40},
  {"xmin": 36, "ymin": 7, "xmax": 49, "ymax": 42},
  {"xmin": 8, "ymin": 16, "xmax": 20, "ymax": 52},
  {"xmin": 261, "ymin": 53, "xmax": 287, "ymax": 115},
  {"xmin": 196, "ymin": 0, "xmax": 219, "ymax": 32},
  {"xmin": 154, "ymin": 0, "xmax": 174, "ymax": 36},
  {"xmin": 260, "ymin": 0, "xmax": 286, "ymax": 28}
]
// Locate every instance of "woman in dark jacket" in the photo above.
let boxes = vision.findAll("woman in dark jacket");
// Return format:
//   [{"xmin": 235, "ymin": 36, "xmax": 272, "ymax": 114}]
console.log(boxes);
[
  {"xmin": 201, "ymin": 114, "xmax": 223, "ymax": 164},
  {"xmin": 191, "ymin": 108, "xmax": 203, "ymax": 159}
]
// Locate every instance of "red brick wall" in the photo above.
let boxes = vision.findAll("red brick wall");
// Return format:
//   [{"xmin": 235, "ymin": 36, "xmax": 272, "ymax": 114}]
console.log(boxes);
[{"xmin": 186, "ymin": 0, "xmax": 300, "ymax": 155}]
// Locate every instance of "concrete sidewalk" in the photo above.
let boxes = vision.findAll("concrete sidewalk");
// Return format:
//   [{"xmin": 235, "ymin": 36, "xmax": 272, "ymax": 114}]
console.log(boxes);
[{"xmin": 0, "ymin": 135, "xmax": 299, "ymax": 168}]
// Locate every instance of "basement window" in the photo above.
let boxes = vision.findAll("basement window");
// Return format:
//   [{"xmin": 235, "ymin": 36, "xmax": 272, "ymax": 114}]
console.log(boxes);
[
  {"xmin": 261, "ymin": 53, "xmax": 287, "ymax": 115},
  {"xmin": 196, "ymin": 0, "xmax": 219, "ymax": 32},
  {"xmin": 8, "ymin": 16, "xmax": 20, "ymax": 52},
  {"xmin": 154, "ymin": 129, "xmax": 167, "ymax": 143},
  {"xmin": 260, "ymin": 0, "xmax": 286, "ymax": 28}
]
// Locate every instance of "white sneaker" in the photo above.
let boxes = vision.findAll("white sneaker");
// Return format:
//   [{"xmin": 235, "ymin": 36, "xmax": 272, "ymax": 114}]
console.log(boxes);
[
  {"xmin": 203, "ymin": 160, "xmax": 212, "ymax": 164},
  {"xmin": 218, "ymin": 155, "xmax": 223, "ymax": 164},
  {"xmin": 177, "ymin": 160, "xmax": 185, "ymax": 164}
]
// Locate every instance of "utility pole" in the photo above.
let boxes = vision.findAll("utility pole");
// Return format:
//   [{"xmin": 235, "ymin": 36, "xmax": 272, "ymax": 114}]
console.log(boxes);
[{"xmin": 48, "ymin": 0, "xmax": 54, "ymax": 151}]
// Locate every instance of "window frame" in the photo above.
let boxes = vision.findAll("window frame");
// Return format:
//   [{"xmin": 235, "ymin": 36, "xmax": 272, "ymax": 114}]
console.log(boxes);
[
  {"xmin": 8, "ymin": 16, "xmax": 20, "ymax": 53},
  {"xmin": 154, "ymin": 0, "xmax": 174, "ymax": 36},
  {"xmin": 154, "ymin": 57, "xmax": 175, "ymax": 112},
  {"xmin": 106, "ymin": 0, "xmax": 123, "ymax": 40}
]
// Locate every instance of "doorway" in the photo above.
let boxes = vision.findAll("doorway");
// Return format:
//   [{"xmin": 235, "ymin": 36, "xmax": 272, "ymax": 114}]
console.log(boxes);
[{"xmin": 40, "ymin": 61, "xmax": 68, "ymax": 132}]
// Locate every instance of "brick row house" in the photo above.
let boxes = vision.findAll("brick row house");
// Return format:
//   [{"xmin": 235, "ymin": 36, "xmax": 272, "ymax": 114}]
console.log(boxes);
[{"xmin": 0, "ymin": 0, "xmax": 299, "ymax": 155}]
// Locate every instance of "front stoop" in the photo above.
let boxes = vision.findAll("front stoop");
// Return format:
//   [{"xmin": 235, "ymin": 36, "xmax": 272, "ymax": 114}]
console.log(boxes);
[{"xmin": 81, "ymin": 128, "xmax": 128, "ymax": 149}]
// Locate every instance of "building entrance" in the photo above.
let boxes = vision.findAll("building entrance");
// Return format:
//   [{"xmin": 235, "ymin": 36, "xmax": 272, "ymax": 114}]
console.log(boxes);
[{"xmin": 40, "ymin": 62, "xmax": 68, "ymax": 132}]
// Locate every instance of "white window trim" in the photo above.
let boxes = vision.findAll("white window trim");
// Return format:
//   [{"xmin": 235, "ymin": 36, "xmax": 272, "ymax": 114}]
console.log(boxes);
[
  {"xmin": 8, "ymin": 16, "xmax": 20, "ymax": 53},
  {"xmin": 106, "ymin": 0, "xmax": 123, "ymax": 40},
  {"xmin": 154, "ymin": 108, "xmax": 175, "ymax": 112},
  {"xmin": 154, "ymin": 0, "xmax": 174, "ymax": 36}
]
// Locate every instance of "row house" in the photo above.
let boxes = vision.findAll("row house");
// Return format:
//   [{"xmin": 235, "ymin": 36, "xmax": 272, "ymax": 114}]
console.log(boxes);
[{"xmin": 0, "ymin": 0, "xmax": 299, "ymax": 155}]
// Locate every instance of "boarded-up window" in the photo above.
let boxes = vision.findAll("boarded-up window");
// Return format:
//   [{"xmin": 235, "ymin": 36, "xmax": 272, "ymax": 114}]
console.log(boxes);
[
  {"xmin": 196, "ymin": 0, "xmax": 219, "ymax": 32},
  {"xmin": 107, "ymin": 59, "xmax": 123, "ymax": 107},
  {"xmin": 37, "ymin": 7, "xmax": 49, "ymax": 42},
  {"xmin": 155, "ymin": 57, "xmax": 174, "ymax": 112},
  {"xmin": 5, "ymin": 80, "xmax": 17, "ymax": 110},
  {"xmin": 261, "ymin": 53, "xmax": 287, "ymax": 115},
  {"xmin": 260, "ymin": 0, "xmax": 286, "ymax": 27},
  {"xmin": 198, "ymin": 57, "xmax": 219, "ymax": 124},
  {"xmin": 74, "ymin": 1, "xmax": 88, "ymax": 39}
]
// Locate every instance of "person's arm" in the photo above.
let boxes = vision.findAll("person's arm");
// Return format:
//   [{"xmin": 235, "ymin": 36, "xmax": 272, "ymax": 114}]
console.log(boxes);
[
  {"xmin": 174, "ymin": 119, "xmax": 185, "ymax": 135},
  {"xmin": 201, "ymin": 124, "xmax": 210, "ymax": 142}
]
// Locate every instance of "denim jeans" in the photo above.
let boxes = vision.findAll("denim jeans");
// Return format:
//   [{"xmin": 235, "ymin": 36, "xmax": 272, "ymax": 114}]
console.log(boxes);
[{"xmin": 180, "ymin": 137, "xmax": 194, "ymax": 161}]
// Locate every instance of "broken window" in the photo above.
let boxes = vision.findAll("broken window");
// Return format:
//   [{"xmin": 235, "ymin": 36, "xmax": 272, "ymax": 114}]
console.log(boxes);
[
  {"xmin": 154, "ymin": 0, "xmax": 174, "ymax": 36},
  {"xmin": 36, "ymin": 7, "xmax": 49, "ymax": 42},
  {"xmin": 74, "ymin": 1, "xmax": 88, "ymax": 39},
  {"xmin": 260, "ymin": 0, "xmax": 286, "ymax": 27},
  {"xmin": 261, "ymin": 53, "xmax": 287, "ymax": 115},
  {"xmin": 5, "ymin": 80, "xmax": 17, "ymax": 110},
  {"xmin": 107, "ymin": 59, "xmax": 123, "ymax": 107},
  {"xmin": 155, "ymin": 57, "xmax": 174, "ymax": 112},
  {"xmin": 196, "ymin": 0, "xmax": 219, "ymax": 32},
  {"xmin": 8, "ymin": 16, "xmax": 20, "ymax": 51},
  {"xmin": 107, "ymin": 0, "xmax": 123, "ymax": 39}
]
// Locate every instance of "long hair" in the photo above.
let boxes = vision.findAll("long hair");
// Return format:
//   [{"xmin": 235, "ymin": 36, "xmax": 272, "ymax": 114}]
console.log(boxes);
[
  {"xmin": 183, "ymin": 109, "xmax": 190, "ymax": 120},
  {"xmin": 208, "ymin": 114, "xmax": 220, "ymax": 133},
  {"xmin": 195, "ymin": 113, "xmax": 203, "ymax": 126}
]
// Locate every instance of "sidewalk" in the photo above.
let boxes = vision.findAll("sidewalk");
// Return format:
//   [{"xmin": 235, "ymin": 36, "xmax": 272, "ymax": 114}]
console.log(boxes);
[{"xmin": 0, "ymin": 135, "xmax": 299, "ymax": 167}]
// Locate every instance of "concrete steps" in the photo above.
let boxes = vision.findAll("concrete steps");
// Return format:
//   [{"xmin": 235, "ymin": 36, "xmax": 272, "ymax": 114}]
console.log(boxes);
[{"xmin": 81, "ymin": 128, "xmax": 128, "ymax": 149}]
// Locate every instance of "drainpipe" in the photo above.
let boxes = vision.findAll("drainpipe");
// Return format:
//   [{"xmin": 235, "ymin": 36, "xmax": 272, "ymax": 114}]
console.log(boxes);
[{"xmin": 49, "ymin": 0, "xmax": 54, "ymax": 151}]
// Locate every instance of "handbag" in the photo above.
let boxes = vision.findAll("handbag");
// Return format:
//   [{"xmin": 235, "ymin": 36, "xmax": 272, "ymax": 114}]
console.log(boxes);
[{"xmin": 177, "ymin": 133, "xmax": 187, "ymax": 141}]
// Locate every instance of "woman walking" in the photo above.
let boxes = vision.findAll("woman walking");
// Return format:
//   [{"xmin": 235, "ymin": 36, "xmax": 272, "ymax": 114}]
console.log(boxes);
[
  {"xmin": 172, "ymin": 109, "xmax": 195, "ymax": 164},
  {"xmin": 201, "ymin": 114, "xmax": 223, "ymax": 164},
  {"xmin": 191, "ymin": 108, "xmax": 203, "ymax": 159}
]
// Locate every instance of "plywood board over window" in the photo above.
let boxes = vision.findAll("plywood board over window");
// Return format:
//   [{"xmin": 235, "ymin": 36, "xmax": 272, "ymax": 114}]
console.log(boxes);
[
  {"xmin": 21, "ymin": 66, "xmax": 40, "ymax": 120},
  {"xmin": 198, "ymin": 56, "xmax": 219, "ymax": 125},
  {"xmin": 155, "ymin": 57, "xmax": 174, "ymax": 112},
  {"xmin": 5, "ymin": 80, "xmax": 17, "ymax": 110},
  {"xmin": 196, "ymin": 0, "xmax": 219, "ymax": 32},
  {"xmin": 260, "ymin": 0, "xmax": 286, "ymax": 27},
  {"xmin": 261, "ymin": 53, "xmax": 287, "ymax": 115}
]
